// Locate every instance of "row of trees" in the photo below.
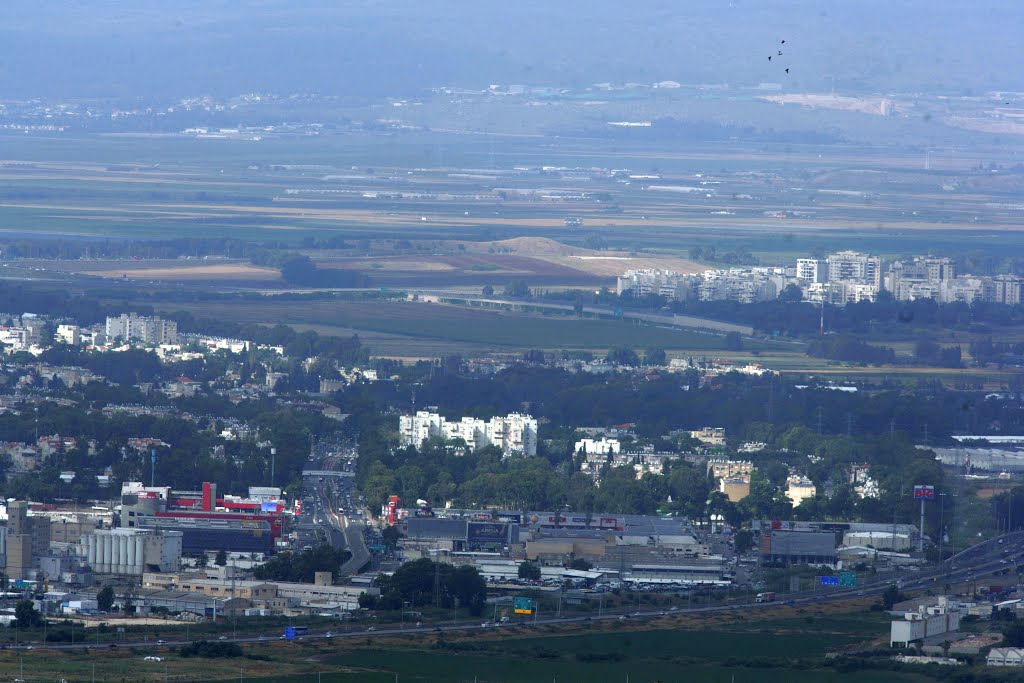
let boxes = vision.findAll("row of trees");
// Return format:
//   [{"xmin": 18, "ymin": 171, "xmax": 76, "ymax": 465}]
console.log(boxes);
[
  {"xmin": 360, "ymin": 558, "xmax": 487, "ymax": 616},
  {"xmin": 252, "ymin": 544, "xmax": 351, "ymax": 583}
]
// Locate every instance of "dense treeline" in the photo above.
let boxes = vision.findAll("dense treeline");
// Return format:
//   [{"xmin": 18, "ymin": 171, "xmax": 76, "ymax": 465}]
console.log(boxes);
[
  {"xmin": 806, "ymin": 335, "xmax": 896, "ymax": 365},
  {"xmin": 336, "ymin": 366, "xmax": 1017, "ymax": 537},
  {"xmin": 340, "ymin": 364, "xmax": 1024, "ymax": 443},
  {"xmin": 279, "ymin": 255, "xmax": 368, "ymax": 288},
  {"xmin": 361, "ymin": 558, "xmax": 488, "ymax": 615},
  {"xmin": 252, "ymin": 544, "xmax": 351, "ymax": 583},
  {"xmin": 0, "ymin": 395, "xmax": 340, "ymax": 502},
  {"xmin": 0, "ymin": 236, "xmax": 291, "ymax": 262}
]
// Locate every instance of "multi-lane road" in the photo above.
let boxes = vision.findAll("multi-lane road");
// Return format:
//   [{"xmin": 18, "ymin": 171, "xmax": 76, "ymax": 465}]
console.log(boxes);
[
  {"xmin": 305, "ymin": 444, "xmax": 370, "ymax": 575},
  {"xmin": 9, "ymin": 531, "xmax": 1023, "ymax": 654}
]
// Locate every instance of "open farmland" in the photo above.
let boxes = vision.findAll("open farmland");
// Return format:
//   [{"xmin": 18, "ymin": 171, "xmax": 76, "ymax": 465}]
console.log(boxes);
[
  {"xmin": 0, "ymin": 602, "xmax": 921, "ymax": 683},
  {"xmin": 3, "ymin": 129, "xmax": 1024, "ymax": 267},
  {"xmin": 156, "ymin": 298, "xmax": 766, "ymax": 353}
]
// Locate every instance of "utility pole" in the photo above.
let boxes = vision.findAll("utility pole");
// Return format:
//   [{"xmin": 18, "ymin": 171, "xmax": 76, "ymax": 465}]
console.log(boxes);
[{"xmin": 151, "ymin": 447, "xmax": 156, "ymax": 487}]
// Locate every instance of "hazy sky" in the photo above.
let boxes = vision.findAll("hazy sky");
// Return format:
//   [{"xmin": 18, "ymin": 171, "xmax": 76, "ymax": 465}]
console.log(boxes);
[{"xmin": 0, "ymin": 1, "xmax": 1019, "ymax": 99}]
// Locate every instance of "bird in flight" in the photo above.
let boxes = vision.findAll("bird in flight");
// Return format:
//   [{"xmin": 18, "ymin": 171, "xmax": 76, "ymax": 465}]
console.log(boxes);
[
  {"xmin": 785, "ymin": 68, "xmax": 790, "ymax": 74},
  {"xmin": 768, "ymin": 55, "xmax": 772, "ymax": 61},
  {"xmin": 781, "ymin": 39, "xmax": 785, "ymax": 44},
  {"xmin": 778, "ymin": 50, "xmax": 783, "ymax": 56}
]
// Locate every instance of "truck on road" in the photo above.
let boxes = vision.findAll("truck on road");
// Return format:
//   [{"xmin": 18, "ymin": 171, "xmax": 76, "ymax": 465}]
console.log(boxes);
[{"xmin": 755, "ymin": 592, "xmax": 776, "ymax": 603}]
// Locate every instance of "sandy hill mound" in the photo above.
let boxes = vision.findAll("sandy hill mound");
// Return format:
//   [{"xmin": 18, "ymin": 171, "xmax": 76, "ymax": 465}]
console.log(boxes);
[{"xmin": 462, "ymin": 237, "xmax": 706, "ymax": 277}]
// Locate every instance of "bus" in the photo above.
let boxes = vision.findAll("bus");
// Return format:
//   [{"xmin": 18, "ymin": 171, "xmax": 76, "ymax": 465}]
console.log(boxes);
[{"xmin": 283, "ymin": 626, "xmax": 309, "ymax": 639}]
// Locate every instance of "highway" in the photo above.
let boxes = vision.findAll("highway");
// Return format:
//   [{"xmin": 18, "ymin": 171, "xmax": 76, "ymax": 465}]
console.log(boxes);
[
  {"xmin": 306, "ymin": 443, "xmax": 370, "ymax": 576},
  {"xmin": 10, "ymin": 531, "xmax": 1023, "ymax": 654}
]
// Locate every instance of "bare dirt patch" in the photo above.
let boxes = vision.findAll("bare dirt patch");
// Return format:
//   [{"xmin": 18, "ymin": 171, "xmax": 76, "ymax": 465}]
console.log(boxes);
[{"xmin": 464, "ymin": 236, "xmax": 707, "ymax": 276}]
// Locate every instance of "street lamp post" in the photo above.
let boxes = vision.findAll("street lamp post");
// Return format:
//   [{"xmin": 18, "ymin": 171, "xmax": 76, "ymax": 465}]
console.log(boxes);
[
  {"xmin": 270, "ymin": 447, "xmax": 276, "ymax": 487},
  {"xmin": 938, "ymin": 492, "xmax": 946, "ymax": 573}
]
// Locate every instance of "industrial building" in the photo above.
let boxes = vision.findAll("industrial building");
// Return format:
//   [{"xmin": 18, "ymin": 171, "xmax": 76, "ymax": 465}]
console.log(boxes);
[
  {"xmin": 760, "ymin": 529, "xmax": 837, "ymax": 566},
  {"xmin": 890, "ymin": 597, "xmax": 962, "ymax": 648},
  {"xmin": 78, "ymin": 528, "xmax": 182, "ymax": 576},
  {"xmin": 403, "ymin": 517, "xmax": 519, "ymax": 553},
  {"xmin": 142, "ymin": 570, "xmax": 376, "ymax": 612},
  {"xmin": 120, "ymin": 481, "xmax": 287, "ymax": 554},
  {"xmin": 5, "ymin": 500, "xmax": 52, "ymax": 580},
  {"xmin": 987, "ymin": 648, "xmax": 1024, "ymax": 667}
]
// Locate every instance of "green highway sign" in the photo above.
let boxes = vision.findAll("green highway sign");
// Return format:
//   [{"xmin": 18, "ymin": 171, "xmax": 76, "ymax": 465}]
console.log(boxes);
[
  {"xmin": 513, "ymin": 596, "xmax": 533, "ymax": 615},
  {"xmin": 839, "ymin": 571, "xmax": 856, "ymax": 587}
]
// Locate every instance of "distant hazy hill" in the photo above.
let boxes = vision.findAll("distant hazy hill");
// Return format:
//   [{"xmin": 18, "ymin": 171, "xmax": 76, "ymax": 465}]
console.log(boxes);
[{"xmin": 0, "ymin": 0, "xmax": 1019, "ymax": 98}]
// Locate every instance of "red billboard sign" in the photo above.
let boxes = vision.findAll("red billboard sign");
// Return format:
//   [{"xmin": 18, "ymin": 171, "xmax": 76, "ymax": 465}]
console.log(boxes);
[{"xmin": 913, "ymin": 485, "xmax": 935, "ymax": 500}]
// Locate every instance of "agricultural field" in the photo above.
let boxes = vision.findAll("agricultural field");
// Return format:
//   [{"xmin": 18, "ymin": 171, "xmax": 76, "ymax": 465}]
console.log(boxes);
[
  {"xmin": 156, "ymin": 298, "xmax": 764, "ymax": 354},
  {"xmin": 0, "ymin": 603, "xmax": 951, "ymax": 682}
]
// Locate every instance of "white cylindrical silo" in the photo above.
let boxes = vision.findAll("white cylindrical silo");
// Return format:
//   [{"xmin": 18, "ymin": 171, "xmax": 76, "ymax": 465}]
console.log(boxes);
[
  {"xmin": 119, "ymin": 534, "xmax": 129, "ymax": 573},
  {"xmin": 134, "ymin": 536, "xmax": 144, "ymax": 574},
  {"xmin": 127, "ymin": 533, "xmax": 137, "ymax": 569},
  {"xmin": 102, "ymin": 533, "xmax": 113, "ymax": 571},
  {"xmin": 111, "ymin": 535, "xmax": 121, "ymax": 571}
]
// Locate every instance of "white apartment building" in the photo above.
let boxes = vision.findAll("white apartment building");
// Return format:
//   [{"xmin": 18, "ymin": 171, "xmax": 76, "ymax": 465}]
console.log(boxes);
[
  {"xmin": 698, "ymin": 268, "xmax": 777, "ymax": 303},
  {"xmin": 991, "ymin": 274, "xmax": 1023, "ymax": 305},
  {"xmin": 826, "ymin": 251, "xmax": 882, "ymax": 289},
  {"xmin": 574, "ymin": 437, "xmax": 621, "ymax": 455},
  {"xmin": 786, "ymin": 475, "xmax": 817, "ymax": 507},
  {"xmin": 105, "ymin": 314, "xmax": 178, "ymax": 345},
  {"xmin": 796, "ymin": 258, "xmax": 828, "ymax": 284},
  {"xmin": 56, "ymin": 324, "xmax": 80, "ymax": 345},
  {"xmin": 399, "ymin": 411, "xmax": 538, "ymax": 456},
  {"xmin": 0, "ymin": 327, "xmax": 29, "ymax": 350},
  {"xmin": 616, "ymin": 269, "xmax": 693, "ymax": 300}
]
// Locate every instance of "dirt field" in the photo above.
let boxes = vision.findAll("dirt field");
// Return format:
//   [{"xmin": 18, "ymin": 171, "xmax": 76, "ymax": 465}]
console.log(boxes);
[{"xmin": 461, "ymin": 236, "xmax": 707, "ymax": 276}]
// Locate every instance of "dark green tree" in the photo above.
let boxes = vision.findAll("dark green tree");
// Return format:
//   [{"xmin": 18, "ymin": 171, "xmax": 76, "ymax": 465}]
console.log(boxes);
[
  {"xmin": 97, "ymin": 585, "xmax": 115, "ymax": 612},
  {"xmin": 644, "ymin": 348, "xmax": 667, "ymax": 366},
  {"xmin": 518, "ymin": 561, "xmax": 541, "ymax": 581},
  {"xmin": 214, "ymin": 549, "xmax": 228, "ymax": 567},
  {"xmin": 605, "ymin": 346, "xmax": 640, "ymax": 367},
  {"xmin": 14, "ymin": 599, "xmax": 42, "ymax": 628},
  {"xmin": 733, "ymin": 529, "xmax": 755, "ymax": 554}
]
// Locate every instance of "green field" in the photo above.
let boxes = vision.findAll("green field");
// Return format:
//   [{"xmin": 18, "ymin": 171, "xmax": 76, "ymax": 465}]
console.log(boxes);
[
  {"xmin": 0, "ymin": 606, "xmax": 1004, "ymax": 683},
  {"xmin": 158, "ymin": 298, "xmax": 775, "ymax": 353}
]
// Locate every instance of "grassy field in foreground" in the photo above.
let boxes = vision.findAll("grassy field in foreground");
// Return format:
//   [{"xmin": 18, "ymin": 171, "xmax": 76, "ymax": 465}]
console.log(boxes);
[{"xmin": 0, "ymin": 609, "xmax": 923, "ymax": 683}]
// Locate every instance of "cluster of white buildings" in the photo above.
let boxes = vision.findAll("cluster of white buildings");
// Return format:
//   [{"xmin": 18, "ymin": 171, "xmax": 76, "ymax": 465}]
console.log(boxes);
[
  {"xmin": 617, "ymin": 267, "xmax": 785, "ymax": 304},
  {"xmin": 399, "ymin": 410, "xmax": 538, "ymax": 456},
  {"xmin": 796, "ymin": 250, "xmax": 883, "ymax": 304},
  {"xmin": 886, "ymin": 256, "xmax": 1022, "ymax": 305},
  {"xmin": 620, "ymin": 251, "xmax": 1023, "ymax": 308}
]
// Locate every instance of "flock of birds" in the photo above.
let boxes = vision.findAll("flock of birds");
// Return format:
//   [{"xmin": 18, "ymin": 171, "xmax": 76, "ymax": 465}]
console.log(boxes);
[{"xmin": 767, "ymin": 39, "xmax": 789, "ymax": 74}]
